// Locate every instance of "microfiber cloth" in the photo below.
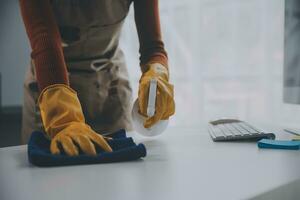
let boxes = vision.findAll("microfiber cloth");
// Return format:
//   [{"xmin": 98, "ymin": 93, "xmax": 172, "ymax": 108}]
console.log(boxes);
[{"xmin": 27, "ymin": 129, "xmax": 147, "ymax": 167}]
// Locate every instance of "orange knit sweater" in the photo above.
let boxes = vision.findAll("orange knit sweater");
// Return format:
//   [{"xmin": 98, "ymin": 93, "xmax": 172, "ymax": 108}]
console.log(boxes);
[{"xmin": 19, "ymin": 0, "xmax": 168, "ymax": 91}]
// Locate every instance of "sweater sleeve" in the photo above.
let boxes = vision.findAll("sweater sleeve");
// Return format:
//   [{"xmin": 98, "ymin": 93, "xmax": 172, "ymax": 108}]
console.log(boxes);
[
  {"xmin": 19, "ymin": 0, "xmax": 69, "ymax": 92},
  {"xmin": 133, "ymin": 0, "xmax": 168, "ymax": 68}
]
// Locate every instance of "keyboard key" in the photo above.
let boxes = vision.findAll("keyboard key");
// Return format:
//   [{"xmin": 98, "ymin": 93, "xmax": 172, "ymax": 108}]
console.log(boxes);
[
  {"xmin": 216, "ymin": 124, "xmax": 233, "ymax": 137},
  {"xmin": 231, "ymin": 123, "xmax": 250, "ymax": 136},
  {"xmin": 224, "ymin": 124, "xmax": 241, "ymax": 136},
  {"xmin": 239, "ymin": 122, "xmax": 259, "ymax": 134},
  {"xmin": 244, "ymin": 122, "xmax": 262, "ymax": 133},
  {"xmin": 208, "ymin": 124, "xmax": 225, "ymax": 139}
]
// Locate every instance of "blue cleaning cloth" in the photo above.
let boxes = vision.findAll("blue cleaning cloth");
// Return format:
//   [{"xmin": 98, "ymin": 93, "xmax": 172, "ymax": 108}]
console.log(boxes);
[
  {"xmin": 28, "ymin": 129, "xmax": 147, "ymax": 167},
  {"xmin": 258, "ymin": 139, "xmax": 300, "ymax": 150}
]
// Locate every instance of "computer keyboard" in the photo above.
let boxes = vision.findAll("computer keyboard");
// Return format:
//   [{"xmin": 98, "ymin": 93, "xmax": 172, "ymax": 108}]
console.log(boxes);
[{"xmin": 208, "ymin": 119, "xmax": 275, "ymax": 141}]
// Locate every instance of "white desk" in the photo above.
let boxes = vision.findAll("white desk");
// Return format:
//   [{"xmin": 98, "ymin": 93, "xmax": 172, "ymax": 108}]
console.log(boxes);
[{"xmin": 1, "ymin": 126, "xmax": 300, "ymax": 200}]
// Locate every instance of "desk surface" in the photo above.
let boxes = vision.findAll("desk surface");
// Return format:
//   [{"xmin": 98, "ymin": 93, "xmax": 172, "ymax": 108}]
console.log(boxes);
[{"xmin": 1, "ymin": 126, "xmax": 300, "ymax": 200}]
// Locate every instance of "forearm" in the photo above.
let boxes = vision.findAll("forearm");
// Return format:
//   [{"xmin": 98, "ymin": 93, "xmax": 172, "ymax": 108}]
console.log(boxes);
[
  {"xmin": 19, "ymin": 0, "xmax": 69, "ymax": 91},
  {"xmin": 133, "ymin": 0, "xmax": 168, "ymax": 68}
]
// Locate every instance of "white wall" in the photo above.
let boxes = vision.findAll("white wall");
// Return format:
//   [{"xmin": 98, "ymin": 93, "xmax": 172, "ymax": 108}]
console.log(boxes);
[
  {"xmin": 121, "ymin": 0, "xmax": 300, "ymax": 128},
  {"xmin": 0, "ymin": 0, "xmax": 30, "ymax": 107}
]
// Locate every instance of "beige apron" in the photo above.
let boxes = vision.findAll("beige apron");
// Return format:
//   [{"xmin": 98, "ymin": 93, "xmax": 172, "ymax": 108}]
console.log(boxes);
[{"xmin": 21, "ymin": 0, "xmax": 133, "ymax": 144}]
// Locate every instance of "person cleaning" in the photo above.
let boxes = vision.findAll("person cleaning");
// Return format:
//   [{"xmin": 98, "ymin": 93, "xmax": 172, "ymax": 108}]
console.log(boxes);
[{"xmin": 19, "ymin": 0, "xmax": 175, "ymax": 156}]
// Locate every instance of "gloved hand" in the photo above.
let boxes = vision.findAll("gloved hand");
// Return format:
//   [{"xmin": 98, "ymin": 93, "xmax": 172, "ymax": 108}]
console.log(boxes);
[
  {"xmin": 38, "ymin": 84, "xmax": 112, "ymax": 156},
  {"xmin": 138, "ymin": 63, "xmax": 175, "ymax": 128}
]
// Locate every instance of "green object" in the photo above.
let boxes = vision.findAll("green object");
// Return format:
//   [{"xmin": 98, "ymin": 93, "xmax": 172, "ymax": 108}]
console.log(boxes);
[{"xmin": 292, "ymin": 135, "xmax": 300, "ymax": 141}]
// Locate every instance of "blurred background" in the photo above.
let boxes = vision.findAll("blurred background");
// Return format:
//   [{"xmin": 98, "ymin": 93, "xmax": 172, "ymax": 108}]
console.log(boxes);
[{"xmin": 0, "ymin": 0, "xmax": 299, "ymax": 147}]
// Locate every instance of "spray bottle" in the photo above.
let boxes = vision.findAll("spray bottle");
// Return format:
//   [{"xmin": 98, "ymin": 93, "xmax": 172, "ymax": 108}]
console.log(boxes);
[{"xmin": 132, "ymin": 78, "xmax": 168, "ymax": 137}]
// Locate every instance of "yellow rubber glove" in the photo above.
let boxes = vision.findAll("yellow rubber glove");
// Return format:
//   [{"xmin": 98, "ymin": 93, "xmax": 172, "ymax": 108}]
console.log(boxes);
[
  {"xmin": 38, "ymin": 84, "xmax": 112, "ymax": 156},
  {"xmin": 138, "ymin": 63, "xmax": 175, "ymax": 128}
]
